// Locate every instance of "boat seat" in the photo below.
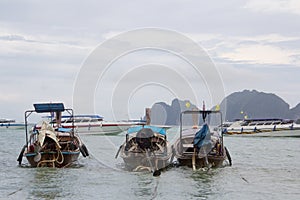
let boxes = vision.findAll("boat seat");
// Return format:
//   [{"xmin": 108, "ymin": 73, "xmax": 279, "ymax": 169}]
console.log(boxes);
[
  {"xmin": 182, "ymin": 144, "xmax": 194, "ymax": 148},
  {"xmin": 181, "ymin": 143, "xmax": 195, "ymax": 153},
  {"xmin": 59, "ymin": 141, "xmax": 73, "ymax": 144}
]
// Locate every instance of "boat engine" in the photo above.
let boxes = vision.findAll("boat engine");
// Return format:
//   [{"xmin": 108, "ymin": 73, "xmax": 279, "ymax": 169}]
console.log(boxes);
[{"xmin": 136, "ymin": 128, "xmax": 154, "ymax": 150}]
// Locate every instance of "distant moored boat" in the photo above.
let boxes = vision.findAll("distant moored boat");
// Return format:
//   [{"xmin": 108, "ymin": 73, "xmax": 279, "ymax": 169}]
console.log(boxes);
[
  {"xmin": 224, "ymin": 118, "xmax": 300, "ymax": 137},
  {"xmin": 0, "ymin": 119, "xmax": 25, "ymax": 129},
  {"xmin": 36, "ymin": 115, "xmax": 146, "ymax": 135}
]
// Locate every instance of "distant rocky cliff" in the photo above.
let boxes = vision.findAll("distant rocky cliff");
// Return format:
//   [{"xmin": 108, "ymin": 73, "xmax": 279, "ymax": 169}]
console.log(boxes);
[
  {"xmin": 149, "ymin": 90, "xmax": 300, "ymax": 125},
  {"xmin": 219, "ymin": 90, "xmax": 294, "ymax": 121},
  {"xmin": 150, "ymin": 99, "xmax": 198, "ymax": 125}
]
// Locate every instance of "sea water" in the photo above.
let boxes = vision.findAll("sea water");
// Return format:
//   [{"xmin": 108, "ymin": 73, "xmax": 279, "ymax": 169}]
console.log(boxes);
[{"xmin": 1, "ymin": 128, "xmax": 300, "ymax": 200}]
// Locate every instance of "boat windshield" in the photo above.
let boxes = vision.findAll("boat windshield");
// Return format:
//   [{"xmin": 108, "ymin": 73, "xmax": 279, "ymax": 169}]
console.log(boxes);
[{"xmin": 180, "ymin": 111, "xmax": 222, "ymax": 130}]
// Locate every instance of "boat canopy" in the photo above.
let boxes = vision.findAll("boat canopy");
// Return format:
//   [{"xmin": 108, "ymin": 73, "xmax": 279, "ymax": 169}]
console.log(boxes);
[
  {"xmin": 127, "ymin": 125, "xmax": 166, "ymax": 135},
  {"xmin": 33, "ymin": 103, "xmax": 65, "ymax": 113}
]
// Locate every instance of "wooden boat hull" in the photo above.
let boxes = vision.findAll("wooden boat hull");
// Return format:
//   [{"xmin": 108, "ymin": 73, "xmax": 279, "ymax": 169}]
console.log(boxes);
[
  {"xmin": 18, "ymin": 103, "xmax": 89, "ymax": 168},
  {"xmin": 24, "ymin": 126, "xmax": 83, "ymax": 168},
  {"xmin": 25, "ymin": 151, "xmax": 80, "ymax": 168},
  {"xmin": 176, "ymin": 151, "xmax": 226, "ymax": 168},
  {"xmin": 121, "ymin": 149, "xmax": 172, "ymax": 171},
  {"xmin": 119, "ymin": 127, "xmax": 172, "ymax": 172}
]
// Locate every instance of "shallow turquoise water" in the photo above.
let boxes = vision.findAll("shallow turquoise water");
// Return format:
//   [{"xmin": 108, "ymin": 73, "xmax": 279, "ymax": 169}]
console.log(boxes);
[{"xmin": 1, "ymin": 128, "xmax": 300, "ymax": 199}]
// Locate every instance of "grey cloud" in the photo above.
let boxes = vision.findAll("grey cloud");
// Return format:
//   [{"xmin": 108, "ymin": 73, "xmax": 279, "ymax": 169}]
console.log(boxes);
[
  {"xmin": 0, "ymin": 0, "xmax": 300, "ymax": 120},
  {"xmin": 0, "ymin": 34, "xmax": 28, "ymax": 41}
]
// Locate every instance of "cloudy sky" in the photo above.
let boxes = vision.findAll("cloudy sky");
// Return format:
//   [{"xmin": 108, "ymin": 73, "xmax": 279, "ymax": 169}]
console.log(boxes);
[{"xmin": 1, "ymin": 0, "xmax": 300, "ymax": 121}]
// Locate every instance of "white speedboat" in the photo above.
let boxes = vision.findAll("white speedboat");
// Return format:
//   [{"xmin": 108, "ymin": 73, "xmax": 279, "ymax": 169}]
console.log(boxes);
[
  {"xmin": 43, "ymin": 115, "xmax": 146, "ymax": 135},
  {"xmin": 224, "ymin": 118, "xmax": 300, "ymax": 136}
]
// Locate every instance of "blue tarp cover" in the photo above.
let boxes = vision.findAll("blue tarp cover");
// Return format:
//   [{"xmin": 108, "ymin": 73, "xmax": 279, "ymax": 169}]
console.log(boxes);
[
  {"xmin": 57, "ymin": 127, "xmax": 72, "ymax": 132},
  {"xmin": 127, "ymin": 125, "xmax": 166, "ymax": 135},
  {"xmin": 193, "ymin": 123, "xmax": 210, "ymax": 150}
]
